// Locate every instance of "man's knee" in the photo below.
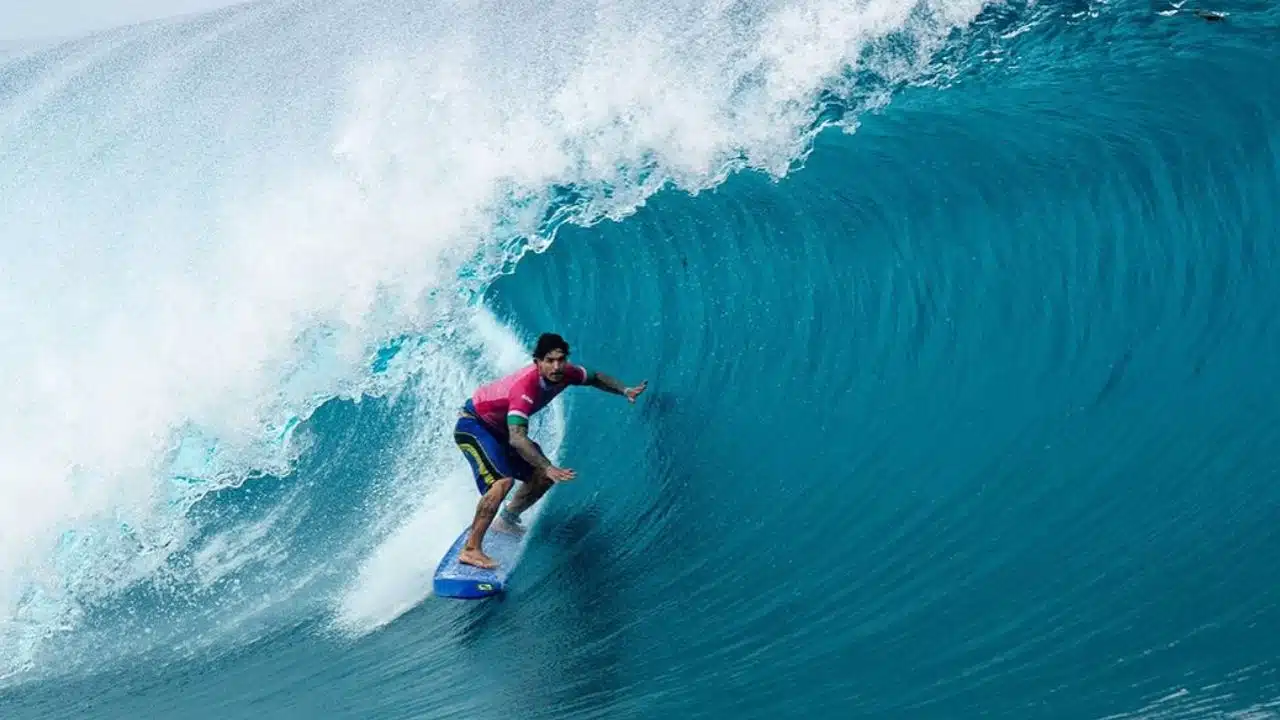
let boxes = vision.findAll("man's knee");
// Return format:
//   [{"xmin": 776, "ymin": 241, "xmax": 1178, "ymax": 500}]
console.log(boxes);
[{"xmin": 481, "ymin": 478, "xmax": 514, "ymax": 508}]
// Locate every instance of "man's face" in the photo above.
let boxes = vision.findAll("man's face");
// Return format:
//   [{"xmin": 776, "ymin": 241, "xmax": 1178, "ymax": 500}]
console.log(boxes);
[{"xmin": 536, "ymin": 349, "xmax": 568, "ymax": 383}]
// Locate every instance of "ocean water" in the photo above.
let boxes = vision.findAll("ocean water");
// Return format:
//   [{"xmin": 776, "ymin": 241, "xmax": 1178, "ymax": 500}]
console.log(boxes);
[{"xmin": 2, "ymin": 0, "xmax": 1278, "ymax": 718}]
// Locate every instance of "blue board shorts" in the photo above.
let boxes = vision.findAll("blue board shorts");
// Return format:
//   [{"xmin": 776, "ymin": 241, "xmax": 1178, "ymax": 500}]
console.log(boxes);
[{"xmin": 454, "ymin": 409, "xmax": 541, "ymax": 494}]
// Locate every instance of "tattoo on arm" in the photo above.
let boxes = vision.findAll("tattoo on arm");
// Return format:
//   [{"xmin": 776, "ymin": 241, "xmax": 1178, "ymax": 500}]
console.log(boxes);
[
  {"xmin": 589, "ymin": 371, "xmax": 627, "ymax": 396},
  {"xmin": 508, "ymin": 423, "xmax": 552, "ymax": 469}
]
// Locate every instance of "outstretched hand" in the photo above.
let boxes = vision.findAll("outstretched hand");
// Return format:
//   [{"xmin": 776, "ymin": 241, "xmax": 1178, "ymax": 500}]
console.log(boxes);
[{"xmin": 625, "ymin": 381, "xmax": 648, "ymax": 403}]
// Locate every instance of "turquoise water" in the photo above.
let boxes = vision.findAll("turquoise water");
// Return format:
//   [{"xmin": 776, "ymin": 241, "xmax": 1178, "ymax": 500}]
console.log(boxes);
[{"xmin": 2, "ymin": 1, "xmax": 1279, "ymax": 718}]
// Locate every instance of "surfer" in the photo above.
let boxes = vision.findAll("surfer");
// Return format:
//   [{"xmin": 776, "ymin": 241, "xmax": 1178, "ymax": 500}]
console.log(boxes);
[{"xmin": 453, "ymin": 332, "xmax": 647, "ymax": 569}]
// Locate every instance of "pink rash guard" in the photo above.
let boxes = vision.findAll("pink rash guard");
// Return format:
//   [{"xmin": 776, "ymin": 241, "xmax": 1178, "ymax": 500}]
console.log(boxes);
[{"xmin": 466, "ymin": 363, "xmax": 590, "ymax": 437}]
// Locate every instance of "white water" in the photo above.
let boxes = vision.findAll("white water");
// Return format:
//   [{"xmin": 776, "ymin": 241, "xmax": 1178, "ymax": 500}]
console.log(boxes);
[{"xmin": 0, "ymin": 0, "xmax": 987, "ymax": 681}]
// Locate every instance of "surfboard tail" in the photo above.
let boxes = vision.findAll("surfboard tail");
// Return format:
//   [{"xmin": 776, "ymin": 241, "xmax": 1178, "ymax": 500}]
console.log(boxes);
[{"xmin": 432, "ymin": 525, "xmax": 523, "ymax": 599}]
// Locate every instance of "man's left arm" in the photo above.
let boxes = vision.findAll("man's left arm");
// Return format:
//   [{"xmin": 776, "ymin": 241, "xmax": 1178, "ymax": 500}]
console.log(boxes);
[{"xmin": 580, "ymin": 366, "xmax": 647, "ymax": 403}]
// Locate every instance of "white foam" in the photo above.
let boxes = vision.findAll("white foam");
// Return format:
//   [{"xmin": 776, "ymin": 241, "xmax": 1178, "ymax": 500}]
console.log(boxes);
[{"xmin": 0, "ymin": 0, "xmax": 987, "ymax": 675}]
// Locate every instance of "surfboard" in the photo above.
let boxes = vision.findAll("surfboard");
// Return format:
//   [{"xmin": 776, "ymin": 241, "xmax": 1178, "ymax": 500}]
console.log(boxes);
[{"xmin": 432, "ymin": 525, "xmax": 524, "ymax": 599}]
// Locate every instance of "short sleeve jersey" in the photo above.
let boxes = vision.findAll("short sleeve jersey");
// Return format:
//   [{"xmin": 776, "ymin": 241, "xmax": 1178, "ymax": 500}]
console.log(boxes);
[{"xmin": 469, "ymin": 363, "xmax": 590, "ymax": 434}]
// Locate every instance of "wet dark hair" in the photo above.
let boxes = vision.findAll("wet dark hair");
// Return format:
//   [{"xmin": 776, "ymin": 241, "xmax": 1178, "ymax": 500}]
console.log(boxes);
[{"xmin": 533, "ymin": 332, "xmax": 570, "ymax": 359}]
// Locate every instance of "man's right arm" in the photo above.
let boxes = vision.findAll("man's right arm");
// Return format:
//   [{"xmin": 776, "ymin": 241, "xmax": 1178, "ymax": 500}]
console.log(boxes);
[
  {"xmin": 504, "ymin": 378, "xmax": 548, "ymax": 469},
  {"xmin": 508, "ymin": 422, "xmax": 576, "ymax": 482},
  {"xmin": 507, "ymin": 422, "xmax": 551, "ymax": 470}
]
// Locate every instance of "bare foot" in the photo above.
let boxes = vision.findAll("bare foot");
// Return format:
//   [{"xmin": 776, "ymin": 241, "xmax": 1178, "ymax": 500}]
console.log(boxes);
[{"xmin": 459, "ymin": 548, "xmax": 497, "ymax": 569}]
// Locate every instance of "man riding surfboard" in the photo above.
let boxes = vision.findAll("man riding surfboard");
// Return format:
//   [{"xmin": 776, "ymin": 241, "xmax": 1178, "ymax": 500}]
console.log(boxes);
[{"xmin": 452, "ymin": 333, "xmax": 647, "ymax": 569}]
